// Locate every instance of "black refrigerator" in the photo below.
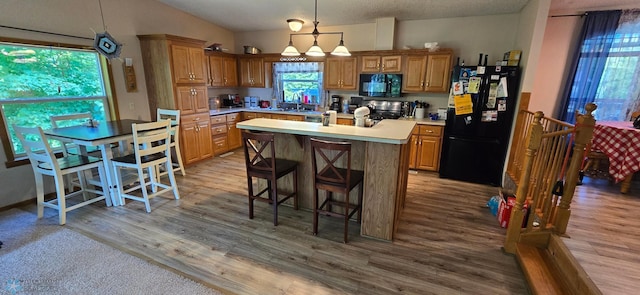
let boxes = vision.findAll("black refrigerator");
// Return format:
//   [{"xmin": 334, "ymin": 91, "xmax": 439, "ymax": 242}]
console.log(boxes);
[{"xmin": 439, "ymin": 65, "xmax": 521, "ymax": 186}]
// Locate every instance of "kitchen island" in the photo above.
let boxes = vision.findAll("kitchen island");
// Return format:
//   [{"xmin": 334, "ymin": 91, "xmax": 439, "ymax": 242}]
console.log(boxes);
[{"xmin": 237, "ymin": 118, "xmax": 416, "ymax": 241}]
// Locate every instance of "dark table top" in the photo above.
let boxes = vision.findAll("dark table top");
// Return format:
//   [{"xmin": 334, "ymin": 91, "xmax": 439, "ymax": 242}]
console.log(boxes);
[{"xmin": 44, "ymin": 119, "xmax": 150, "ymax": 142}]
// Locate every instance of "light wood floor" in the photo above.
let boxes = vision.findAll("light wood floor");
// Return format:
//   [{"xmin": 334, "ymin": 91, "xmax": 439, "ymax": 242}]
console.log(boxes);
[{"xmin": 16, "ymin": 151, "xmax": 640, "ymax": 294}]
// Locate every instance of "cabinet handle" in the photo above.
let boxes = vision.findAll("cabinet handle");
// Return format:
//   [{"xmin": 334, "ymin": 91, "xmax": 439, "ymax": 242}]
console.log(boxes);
[
  {"xmin": 426, "ymin": 81, "xmax": 430, "ymax": 87},
  {"xmin": 194, "ymin": 117, "xmax": 200, "ymax": 121},
  {"xmin": 426, "ymin": 130, "xmax": 433, "ymax": 133}
]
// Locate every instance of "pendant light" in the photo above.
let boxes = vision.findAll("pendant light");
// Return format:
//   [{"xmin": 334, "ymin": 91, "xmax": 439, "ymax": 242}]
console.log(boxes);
[{"xmin": 281, "ymin": 0, "xmax": 350, "ymax": 57}]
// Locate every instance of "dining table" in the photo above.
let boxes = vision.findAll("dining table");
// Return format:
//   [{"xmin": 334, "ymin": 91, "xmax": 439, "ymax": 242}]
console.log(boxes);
[
  {"xmin": 591, "ymin": 121, "xmax": 640, "ymax": 193},
  {"xmin": 44, "ymin": 119, "xmax": 151, "ymax": 205}
]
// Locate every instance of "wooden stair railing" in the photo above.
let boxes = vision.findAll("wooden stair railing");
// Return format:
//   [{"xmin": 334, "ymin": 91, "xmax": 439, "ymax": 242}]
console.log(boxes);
[{"xmin": 503, "ymin": 103, "xmax": 599, "ymax": 295}]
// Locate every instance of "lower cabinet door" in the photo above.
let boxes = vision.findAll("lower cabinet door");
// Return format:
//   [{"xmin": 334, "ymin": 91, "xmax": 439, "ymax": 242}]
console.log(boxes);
[
  {"xmin": 416, "ymin": 135, "xmax": 440, "ymax": 171},
  {"xmin": 227, "ymin": 122, "xmax": 242, "ymax": 150}
]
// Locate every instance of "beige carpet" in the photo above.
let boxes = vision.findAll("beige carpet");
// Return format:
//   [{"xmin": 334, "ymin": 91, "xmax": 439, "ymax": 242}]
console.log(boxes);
[{"xmin": 0, "ymin": 209, "xmax": 221, "ymax": 295}]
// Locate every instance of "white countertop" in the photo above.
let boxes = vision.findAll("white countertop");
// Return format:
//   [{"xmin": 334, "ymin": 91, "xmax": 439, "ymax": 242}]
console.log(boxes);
[
  {"xmin": 237, "ymin": 118, "xmax": 416, "ymax": 144},
  {"xmin": 210, "ymin": 108, "xmax": 446, "ymax": 126}
]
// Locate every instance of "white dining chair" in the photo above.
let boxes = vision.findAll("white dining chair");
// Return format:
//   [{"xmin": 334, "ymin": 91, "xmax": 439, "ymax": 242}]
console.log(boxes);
[
  {"xmin": 111, "ymin": 120, "xmax": 180, "ymax": 212},
  {"xmin": 157, "ymin": 108, "xmax": 186, "ymax": 177},
  {"xmin": 50, "ymin": 112, "xmax": 100, "ymax": 193},
  {"xmin": 14, "ymin": 125, "xmax": 111, "ymax": 225}
]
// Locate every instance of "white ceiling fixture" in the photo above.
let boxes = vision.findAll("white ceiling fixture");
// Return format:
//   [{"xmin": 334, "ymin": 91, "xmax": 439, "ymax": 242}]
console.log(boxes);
[{"xmin": 281, "ymin": 0, "xmax": 350, "ymax": 57}]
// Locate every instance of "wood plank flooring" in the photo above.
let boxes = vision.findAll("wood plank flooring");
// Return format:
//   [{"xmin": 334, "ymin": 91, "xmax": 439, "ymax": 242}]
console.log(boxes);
[{"xmin": 14, "ymin": 150, "xmax": 639, "ymax": 294}]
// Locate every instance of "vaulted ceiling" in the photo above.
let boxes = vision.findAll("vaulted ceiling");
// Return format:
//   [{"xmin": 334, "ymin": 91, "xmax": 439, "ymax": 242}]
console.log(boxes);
[{"xmin": 156, "ymin": 0, "xmax": 638, "ymax": 32}]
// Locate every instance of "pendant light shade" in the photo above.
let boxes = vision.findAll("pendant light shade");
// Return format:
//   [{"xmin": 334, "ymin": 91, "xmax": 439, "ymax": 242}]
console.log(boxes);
[
  {"xmin": 305, "ymin": 40, "xmax": 325, "ymax": 56},
  {"xmin": 330, "ymin": 39, "xmax": 351, "ymax": 56},
  {"xmin": 282, "ymin": 40, "xmax": 301, "ymax": 56},
  {"xmin": 281, "ymin": 0, "xmax": 349, "ymax": 57}
]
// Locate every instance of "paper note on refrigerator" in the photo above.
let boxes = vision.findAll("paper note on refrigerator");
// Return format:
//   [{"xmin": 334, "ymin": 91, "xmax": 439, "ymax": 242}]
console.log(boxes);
[
  {"xmin": 487, "ymin": 82, "xmax": 498, "ymax": 108},
  {"xmin": 467, "ymin": 77, "xmax": 481, "ymax": 94},
  {"xmin": 497, "ymin": 77, "xmax": 508, "ymax": 98},
  {"xmin": 454, "ymin": 94, "xmax": 473, "ymax": 115},
  {"xmin": 452, "ymin": 81, "xmax": 464, "ymax": 95}
]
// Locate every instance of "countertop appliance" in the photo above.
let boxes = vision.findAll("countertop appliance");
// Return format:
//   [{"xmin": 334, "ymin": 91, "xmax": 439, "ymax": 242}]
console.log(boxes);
[
  {"xmin": 359, "ymin": 74, "xmax": 402, "ymax": 97},
  {"xmin": 330, "ymin": 95, "xmax": 342, "ymax": 111},
  {"xmin": 439, "ymin": 65, "xmax": 521, "ymax": 186},
  {"xmin": 221, "ymin": 94, "xmax": 242, "ymax": 107}
]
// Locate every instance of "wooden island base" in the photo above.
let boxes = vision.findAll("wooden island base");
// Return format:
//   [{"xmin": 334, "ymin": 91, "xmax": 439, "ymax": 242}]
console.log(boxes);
[{"xmin": 238, "ymin": 119, "xmax": 415, "ymax": 241}]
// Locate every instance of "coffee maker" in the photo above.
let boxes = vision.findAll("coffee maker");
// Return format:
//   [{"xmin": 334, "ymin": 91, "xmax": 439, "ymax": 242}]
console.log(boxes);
[{"xmin": 330, "ymin": 95, "xmax": 342, "ymax": 111}]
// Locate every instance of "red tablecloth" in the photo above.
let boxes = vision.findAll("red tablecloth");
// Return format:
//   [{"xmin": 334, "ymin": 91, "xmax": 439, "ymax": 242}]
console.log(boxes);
[{"xmin": 591, "ymin": 121, "xmax": 640, "ymax": 183}]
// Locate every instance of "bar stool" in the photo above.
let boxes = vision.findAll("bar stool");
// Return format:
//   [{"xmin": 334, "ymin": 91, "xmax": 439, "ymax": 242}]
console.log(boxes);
[
  {"xmin": 242, "ymin": 131, "xmax": 298, "ymax": 226},
  {"xmin": 310, "ymin": 138, "xmax": 364, "ymax": 243}
]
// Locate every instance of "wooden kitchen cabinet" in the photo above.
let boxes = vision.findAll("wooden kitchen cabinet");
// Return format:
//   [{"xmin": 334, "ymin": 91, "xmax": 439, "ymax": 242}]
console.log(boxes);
[
  {"xmin": 226, "ymin": 113, "xmax": 242, "ymax": 150},
  {"xmin": 181, "ymin": 113, "xmax": 213, "ymax": 164},
  {"xmin": 409, "ymin": 125, "xmax": 443, "ymax": 171},
  {"xmin": 138, "ymin": 34, "xmax": 213, "ymax": 165},
  {"xmin": 402, "ymin": 52, "xmax": 452, "ymax": 93},
  {"xmin": 176, "ymin": 86, "xmax": 208, "ymax": 115},
  {"xmin": 337, "ymin": 118, "xmax": 354, "ymax": 125},
  {"xmin": 207, "ymin": 53, "xmax": 238, "ymax": 87},
  {"xmin": 171, "ymin": 44, "xmax": 207, "ymax": 84},
  {"xmin": 361, "ymin": 55, "xmax": 402, "ymax": 73},
  {"xmin": 239, "ymin": 57, "xmax": 265, "ymax": 87},
  {"xmin": 325, "ymin": 57, "xmax": 357, "ymax": 90},
  {"xmin": 271, "ymin": 114, "xmax": 288, "ymax": 120}
]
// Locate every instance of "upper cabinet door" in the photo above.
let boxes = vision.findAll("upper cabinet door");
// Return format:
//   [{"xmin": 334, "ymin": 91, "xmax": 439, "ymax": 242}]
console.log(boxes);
[
  {"xmin": 341, "ymin": 57, "xmax": 357, "ymax": 90},
  {"xmin": 381, "ymin": 55, "xmax": 402, "ymax": 73},
  {"xmin": 188, "ymin": 47, "xmax": 207, "ymax": 83},
  {"xmin": 402, "ymin": 56, "xmax": 427, "ymax": 92},
  {"xmin": 239, "ymin": 58, "xmax": 265, "ymax": 87},
  {"xmin": 424, "ymin": 54, "xmax": 452, "ymax": 92},
  {"xmin": 172, "ymin": 45, "xmax": 192, "ymax": 84},
  {"xmin": 222, "ymin": 57, "xmax": 238, "ymax": 87},
  {"xmin": 361, "ymin": 56, "xmax": 381, "ymax": 72},
  {"xmin": 171, "ymin": 44, "xmax": 206, "ymax": 84},
  {"xmin": 325, "ymin": 57, "xmax": 357, "ymax": 90},
  {"xmin": 208, "ymin": 55, "xmax": 224, "ymax": 87}
]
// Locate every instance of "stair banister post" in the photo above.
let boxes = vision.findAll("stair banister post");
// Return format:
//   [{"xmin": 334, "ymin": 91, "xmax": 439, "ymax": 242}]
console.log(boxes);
[
  {"xmin": 555, "ymin": 103, "xmax": 597, "ymax": 233},
  {"xmin": 504, "ymin": 111, "xmax": 544, "ymax": 254}
]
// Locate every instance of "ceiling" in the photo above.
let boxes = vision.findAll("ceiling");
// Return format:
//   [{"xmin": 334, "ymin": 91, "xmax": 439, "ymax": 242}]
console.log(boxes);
[{"xmin": 156, "ymin": 0, "xmax": 639, "ymax": 33}]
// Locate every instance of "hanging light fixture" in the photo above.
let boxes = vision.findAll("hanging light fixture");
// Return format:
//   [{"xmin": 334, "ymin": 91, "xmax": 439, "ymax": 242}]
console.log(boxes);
[{"xmin": 281, "ymin": 0, "xmax": 350, "ymax": 57}]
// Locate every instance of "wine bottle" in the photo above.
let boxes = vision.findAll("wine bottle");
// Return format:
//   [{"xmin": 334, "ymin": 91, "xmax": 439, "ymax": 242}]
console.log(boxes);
[
  {"xmin": 456, "ymin": 57, "xmax": 460, "ymax": 66},
  {"xmin": 478, "ymin": 53, "xmax": 483, "ymax": 66},
  {"xmin": 484, "ymin": 55, "xmax": 488, "ymax": 66}
]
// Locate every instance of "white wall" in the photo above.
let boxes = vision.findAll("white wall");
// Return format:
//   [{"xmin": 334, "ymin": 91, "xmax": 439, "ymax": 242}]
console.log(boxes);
[
  {"xmin": 529, "ymin": 16, "xmax": 583, "ymax": 117},
  {"xmin": 0, "ymin": 0, "xmax": 234, "ymax": 208}
]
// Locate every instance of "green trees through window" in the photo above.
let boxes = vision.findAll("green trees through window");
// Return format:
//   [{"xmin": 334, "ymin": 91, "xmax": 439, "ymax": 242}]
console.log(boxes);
[{"xmin": 0, "ymin": 42, "xmax": 109, "ymax": 156}]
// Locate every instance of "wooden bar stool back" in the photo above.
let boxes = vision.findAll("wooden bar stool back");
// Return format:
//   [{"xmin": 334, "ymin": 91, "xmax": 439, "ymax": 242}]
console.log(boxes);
[
  {"xmin": 310, "ymin": 138, "xmax": 364, "ymax": 243},
  {"xmin": 242, "ymin": 131, "xmax": 298, "ymax": 226}
]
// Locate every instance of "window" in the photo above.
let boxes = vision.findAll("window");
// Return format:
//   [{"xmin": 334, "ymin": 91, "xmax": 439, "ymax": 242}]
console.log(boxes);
[
  {"xmin": 272, "ymin": 62, "xmax": 324, "ymax": 106},
  {"xmin": 282, "ymin": 72, "xmax": 322, "ymax": 104},
  {"xmin": 561, "ymin": 10, "xmax": 640, "ymax": 122},
  {"xmin": 0, "ymin": 39, "xmax": 113, "ymax": 163}
]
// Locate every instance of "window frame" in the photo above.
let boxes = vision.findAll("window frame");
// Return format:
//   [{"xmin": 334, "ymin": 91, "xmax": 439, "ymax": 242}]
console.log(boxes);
[
  {"xmin": 0, "ymin": 37, "xmax": 119, "ymax": 168},
  {"xmin": 281, "ymin": 72, "xmax": 322, "ymax": 104}
]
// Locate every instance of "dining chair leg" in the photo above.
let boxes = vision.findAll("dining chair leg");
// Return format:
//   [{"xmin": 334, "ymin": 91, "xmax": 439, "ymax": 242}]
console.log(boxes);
[
  {"xmin": 166, "ymin": 160, "xmax": 180, "ymax": 200},
  {"xmin": 172, "ymin": 144, "xmax": 186, "ymax": 176},
  {"xmin": 344, "ymin": 192, "xmax": 349, "ymax": 243},
  {"xmin": 327, "ymin": 191, "xmax": 333, "ymax": 212},
  {"xmin": 54, "ymin": 176, "xmax": 67, "ymax": 225},
  {"xmin": 357, "ymin": 182, "xmax": 364, "ymax": 223},
  {"xmin": 313, "ymin": 188, "xmax": 319, "ymax": 235},
  {"xmin": 293, "ymin": 168, "xmax": 298, "ymax": 210},
  {"xmin": 137, "ymin": 166, "xmax": 151, "ymax": 213},
  {"xmin": 113, "ymin": 165, "xmax": 126, "ymax": 206},
  {"xmin": 271, "ymin": 180, "xmax": 278, "ymax": 226},
  {"xmin": 35, "ymin": 174, "xmax": 45, "ymax": 219},
  {"xmin": 247, "ymin": 176, "xmax": 255, "ymax": 219}
]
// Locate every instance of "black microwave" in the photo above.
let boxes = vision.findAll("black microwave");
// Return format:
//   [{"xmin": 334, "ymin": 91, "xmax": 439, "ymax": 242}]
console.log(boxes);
[{"xmin": 359, "ymin": 74, "xmax": 402, "ymax": 97}]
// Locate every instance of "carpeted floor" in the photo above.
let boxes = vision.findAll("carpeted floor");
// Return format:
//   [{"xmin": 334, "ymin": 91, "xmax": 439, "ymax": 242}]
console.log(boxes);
[{"xmin": 0, "ymin": 209, "xmax": 221, "ymax": 295}]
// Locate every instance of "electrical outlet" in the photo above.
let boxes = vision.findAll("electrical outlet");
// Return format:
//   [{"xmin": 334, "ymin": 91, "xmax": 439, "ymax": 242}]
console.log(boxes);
[{"xmin": 129, "ymin": 103, "xmax": 135, "ymax": 110}]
